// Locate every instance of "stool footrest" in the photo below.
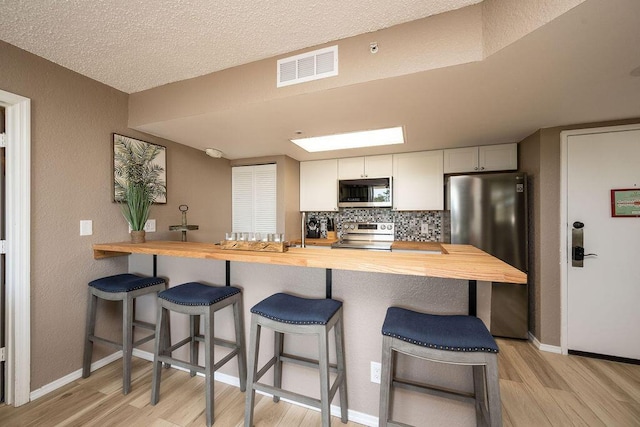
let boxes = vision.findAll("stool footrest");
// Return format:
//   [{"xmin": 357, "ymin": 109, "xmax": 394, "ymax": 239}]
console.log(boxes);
[
  {"xmin": 279, "ymin": 352, "xmax": 340, "ymax": 372},
  {"xmin": 255, "ymin": 357, "xmax": 277, "ymax": 382},
  {"xmin": 133, "ymin": 332, "xmax": 157, "ymax": 348},
  {"xmin": 392, "ymin": 377, "xmax": 475, "ymax": 403},
  {"xmin": 385, "ymin": 420, "xmax": 413, "ymax": 427},
  {"xmin": 89, "ymin": 335, "xmax": 122, "ymax": 350},
  {"xmin": 157, "ymin": 355, "xmax": 205, "ymax": 374},
  {"xmin": 252, "ymin": 382, "xmax": 322, "ymax": 409},
  {"xmin": 132, "ymin": 320, "xmax": 155, "ymax": 331}
]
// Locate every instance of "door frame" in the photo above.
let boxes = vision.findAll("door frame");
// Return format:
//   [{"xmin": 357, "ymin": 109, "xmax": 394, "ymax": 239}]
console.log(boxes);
[
  {"xmin": 0, "ymin": 89, "xmax": 31, "ymax": 406},
  {"xmin": 559, "ymin": 123, "xmax": 640, "ymax": 356}
]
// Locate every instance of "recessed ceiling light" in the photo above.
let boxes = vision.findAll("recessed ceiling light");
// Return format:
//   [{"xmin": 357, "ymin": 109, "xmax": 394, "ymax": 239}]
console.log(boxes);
[{"xmin": 290, "ymin": 126, "xmax": 404, "ymax": 152}]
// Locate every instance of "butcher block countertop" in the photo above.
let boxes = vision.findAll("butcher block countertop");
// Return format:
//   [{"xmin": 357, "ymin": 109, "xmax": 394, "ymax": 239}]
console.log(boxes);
[{"xmin": 93, "ymin": 240, "xmax": 526, "ymax": 284}]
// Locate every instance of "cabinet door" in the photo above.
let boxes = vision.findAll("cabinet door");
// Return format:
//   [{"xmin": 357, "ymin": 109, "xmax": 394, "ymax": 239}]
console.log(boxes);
[
  {"xmin": 479, "ymin": 143, "xmax": 517, "ymax": 171},
  {"xmin": 393, "ymin": 151, "xmax": 443, "ymax": 210},
  {"xmin": 443, "ymin": 147, "xmax": 478, "ymax": 173},
  {"xmin": 364, "ymin": 154, "xmax": 393, "ymax": 177},
  {"xmin": 232, "ymin": 164, "xmax": 277, "ymax": 233},
  {"xmin": 300, "ymin": 159, "xmax": 338, "ymax": 211},
  {"xmin": 338, "ymin": 157, "xmax": 365, "ymax": 179}
]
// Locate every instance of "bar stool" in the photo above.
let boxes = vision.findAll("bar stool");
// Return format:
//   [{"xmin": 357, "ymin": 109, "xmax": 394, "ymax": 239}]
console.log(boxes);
[
  {"xmin": 82, "ymin": 273, "xmax": 168, "ymax": 395},
  {"xmin": 151, "ymin": 282, "xmax": 247, "ymax": 427},
  {"xmin": 244, "ymin": 292, "xmax": 348, "ymax": 427},
  {"xmin": 379, "ymin": 307, "xmax": 502, "ymax": 427}
]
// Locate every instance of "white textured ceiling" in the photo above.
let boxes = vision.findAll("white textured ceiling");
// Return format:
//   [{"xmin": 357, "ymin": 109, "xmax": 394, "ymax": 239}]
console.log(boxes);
[{"xmin": 0, "ymin": 0, "xmax": 480, "ymax": 93}]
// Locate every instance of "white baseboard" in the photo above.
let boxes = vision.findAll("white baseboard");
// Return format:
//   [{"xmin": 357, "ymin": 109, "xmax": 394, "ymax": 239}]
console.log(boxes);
[
  {"xmin": 529, "ymin": 332, "xmax": 562, "ymax": 354},
  {"xmin": 28, "ymin": 350, "xmax": 378, "ymax": 425}
]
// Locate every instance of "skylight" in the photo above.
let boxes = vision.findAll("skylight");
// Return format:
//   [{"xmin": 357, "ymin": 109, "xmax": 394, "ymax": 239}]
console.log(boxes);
[{"xmin": 290, "ymin": 127, "xmax": 404, "ymax": 152}]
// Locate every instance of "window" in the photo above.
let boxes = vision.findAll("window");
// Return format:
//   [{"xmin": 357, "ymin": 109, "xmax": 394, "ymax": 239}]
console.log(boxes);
[{"xmin": 232, "ymin": 164, "xmax": 276, "ymax": 233}]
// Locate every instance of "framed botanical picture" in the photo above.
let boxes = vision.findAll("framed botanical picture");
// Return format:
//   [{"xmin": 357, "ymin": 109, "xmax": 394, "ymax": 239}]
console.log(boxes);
[{"xmin": 113, "ymin": 133, "xmax": 167, "ymax": 203}]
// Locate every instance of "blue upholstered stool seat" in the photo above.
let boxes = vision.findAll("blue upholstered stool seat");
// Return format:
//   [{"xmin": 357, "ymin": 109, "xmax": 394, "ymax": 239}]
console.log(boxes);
[
  {"xmin": 250, "ymin": 292, "xmax": 342, "ymax": 325},
  {"xmin": 158, "ymin": 282, "xmax": 240, "ymax": 306},
  {"xmin": 89, "ymin": 273, "xmax": 165, "ymax": 293},
  {"xmin": 382, "ymin": 307, "xmax": 499, "ymax": 353}
]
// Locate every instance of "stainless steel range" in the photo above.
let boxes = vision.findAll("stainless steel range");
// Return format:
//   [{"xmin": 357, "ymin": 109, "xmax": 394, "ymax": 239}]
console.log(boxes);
[{"xmin": 331, "ymin": 222, "xmax": 394, "ymax": 251}]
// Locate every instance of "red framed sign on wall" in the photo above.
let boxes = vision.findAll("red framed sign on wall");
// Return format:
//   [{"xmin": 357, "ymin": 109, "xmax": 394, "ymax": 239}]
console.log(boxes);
[{"xmin": 611, "ymin": 188, "xmax": 640, "ymax": 217}]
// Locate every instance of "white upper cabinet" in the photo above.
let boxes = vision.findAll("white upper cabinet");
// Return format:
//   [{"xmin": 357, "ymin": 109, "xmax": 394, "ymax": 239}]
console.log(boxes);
[
  {"xmin": 300, "ymin": 159, "xmax": 338, "ymax": 211},
  {"xmin": 392, "ymin": 150, "xmax": 444, "ymax": 211},
  {"xmin": 338, "ymin": 154, "xmax": 393, "ymax": 179},
  {"xmin": 443, "ymin": 143, "xmax": 517, "ymax": 173}
]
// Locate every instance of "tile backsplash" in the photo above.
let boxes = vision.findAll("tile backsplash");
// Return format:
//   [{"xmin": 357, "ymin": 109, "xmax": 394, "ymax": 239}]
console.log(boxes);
[{"xmin": 305, "ymin": 209, "xmax": 450, "ymax": 242}]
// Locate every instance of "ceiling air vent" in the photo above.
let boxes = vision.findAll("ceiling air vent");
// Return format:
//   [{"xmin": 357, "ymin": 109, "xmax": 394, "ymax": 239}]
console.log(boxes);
[{"xmin": 277, "ymin": 46, "xmax": 338, "ymax": 88}]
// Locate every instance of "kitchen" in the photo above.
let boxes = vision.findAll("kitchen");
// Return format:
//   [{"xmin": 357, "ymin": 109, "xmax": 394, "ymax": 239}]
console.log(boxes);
[{"xmin": 1, "ymin": 0, "xmax": 639, "ymax": 426}]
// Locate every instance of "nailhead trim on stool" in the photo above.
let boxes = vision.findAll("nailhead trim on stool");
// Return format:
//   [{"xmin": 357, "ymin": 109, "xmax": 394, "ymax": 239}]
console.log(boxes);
[
  {"xmin": 82, "ymin": 273, "xmax": 168, "ymax": 395},
  {"xmin": 151, "ymin": 282, "xmax": 247, "ymax": 427},
  {"xmin": 244, "ymin": 293, "xmax": 348, "ymax": 427},
  {"xmin": 379, "ymin": 307, "xmax": 502, "ymax": 427}
]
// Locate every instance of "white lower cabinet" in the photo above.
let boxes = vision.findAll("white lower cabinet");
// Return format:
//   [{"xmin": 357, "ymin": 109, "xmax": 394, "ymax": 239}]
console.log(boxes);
[
  {"xmin": 392, "ymin": 150, "xmax": 443, "ymax": 211},
  {"xmin": 300, "ymin": 159, "xmax": 338, "ymax": 211}
]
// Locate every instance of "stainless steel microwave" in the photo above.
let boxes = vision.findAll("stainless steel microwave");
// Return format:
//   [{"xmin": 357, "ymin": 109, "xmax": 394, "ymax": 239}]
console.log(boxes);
[{"xmin": 338, "ymin": 177, "xmax": 392, "ymax": 208}]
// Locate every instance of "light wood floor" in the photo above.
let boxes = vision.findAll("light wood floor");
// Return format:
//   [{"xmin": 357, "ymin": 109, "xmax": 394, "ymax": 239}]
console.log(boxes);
[{"xmin": 0, "ymin": 339, "xmax": 638, "ymax": 426}]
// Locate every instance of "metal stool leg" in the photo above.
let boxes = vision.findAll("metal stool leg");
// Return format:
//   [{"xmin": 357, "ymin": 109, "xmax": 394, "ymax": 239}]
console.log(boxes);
[
  {"xmin": 318, "ymin": 326, "xmax": 331, "ymax": 427},
  {"xmin": 379, "ymin": 335, "xmax": 394, "ymax": 427},
  {"xmin": 234, "ymin": 296, "xmax": 248, "ymax": 392},
  {"xmin": 485, "ymin": 356, "xmax": 502, "ymax": 427},
  {"xmin": 335, "ymin": 313, "xmax": 348, "ymax": 423},
  {"xmin": 204, "ymin": 308, "xmax": 215, "ymax": 427},
  {"xmin": 244, "ymin": 316, "xmax": 261, "ymax": 427},
  {"xmin": 82, "ymin": 291, "xmax": 98, "ymax": 378},
  {"xmin": 273, "ymin": 331, "xmax": 284, "ymax": 403},
  {"xmin": 190, "ymin": 314, "xmax": 200, "ymax": 377},
  {"xmin": 122, "ymin": 294, "xmax": 134, "ymax": 394},
  {"xmin": 151, "ymin": 304, "xmax": 167, "ymax": 405}
]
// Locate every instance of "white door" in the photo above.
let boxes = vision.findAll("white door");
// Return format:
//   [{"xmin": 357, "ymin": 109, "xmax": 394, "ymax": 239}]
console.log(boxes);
[{"xmin": 566, "ymin": 126, "xmax": 640, "ymax": 360}]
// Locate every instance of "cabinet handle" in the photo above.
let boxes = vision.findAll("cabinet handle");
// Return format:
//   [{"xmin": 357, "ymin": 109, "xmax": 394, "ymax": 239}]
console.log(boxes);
[
  {"xmin": 480, "ymin": 166, "xmax": 485, "ymax": 170},
  {"xmin": 474, "ymin": 167, "xmax": 479, "ymax": 170}
]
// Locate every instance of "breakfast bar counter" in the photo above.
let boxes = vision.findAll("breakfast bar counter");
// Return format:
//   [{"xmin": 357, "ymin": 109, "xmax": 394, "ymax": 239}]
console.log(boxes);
[{"xmin": 93, "ymin": 240, "xmax": 526, "ymax": 284}]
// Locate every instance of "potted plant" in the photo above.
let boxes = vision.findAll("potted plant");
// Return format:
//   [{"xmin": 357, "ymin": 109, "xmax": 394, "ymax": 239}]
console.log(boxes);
[{"xmin": 121, "ymin": 182, "xmax": 153, "ymax": 243}]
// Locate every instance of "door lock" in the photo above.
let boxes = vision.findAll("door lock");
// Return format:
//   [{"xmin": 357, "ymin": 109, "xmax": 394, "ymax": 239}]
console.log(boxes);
[{"xmin": 571, "ymin": 221, "xmax": 598, "ymax": 267}]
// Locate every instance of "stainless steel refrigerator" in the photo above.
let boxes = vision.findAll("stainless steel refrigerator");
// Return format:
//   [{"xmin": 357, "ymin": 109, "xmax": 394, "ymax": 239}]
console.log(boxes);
[{"xmin": 447, "ymin": 172, "xmax": 528, "ymax": 339}]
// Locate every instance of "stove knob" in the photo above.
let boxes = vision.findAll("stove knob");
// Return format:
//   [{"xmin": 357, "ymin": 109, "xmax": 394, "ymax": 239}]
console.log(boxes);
[
  {"xmin": 388, "ymin": 224, "xmax": 393, "ymax": 230},
  {"xmin": 380, "ymin": 225, "xmax": 386, "ymax": 230}
]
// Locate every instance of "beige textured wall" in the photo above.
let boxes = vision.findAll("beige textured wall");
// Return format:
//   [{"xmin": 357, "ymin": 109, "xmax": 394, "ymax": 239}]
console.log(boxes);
[
  {"xmin": 517, "ymin": 131, "xmax": 541, "ymax": 338},
  {"xmin": 128, "ymin": 4, "xmax": 483, "ymax": 128},
  {"xmin": 0, "ymin": 40, "xmax": 231, "ymax": 390}
]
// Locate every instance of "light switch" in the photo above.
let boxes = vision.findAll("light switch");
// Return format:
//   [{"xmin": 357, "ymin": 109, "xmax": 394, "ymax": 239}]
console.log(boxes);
[{"xmin": 80, "ymin": 220, "xmax": 93, "ymax": 236}]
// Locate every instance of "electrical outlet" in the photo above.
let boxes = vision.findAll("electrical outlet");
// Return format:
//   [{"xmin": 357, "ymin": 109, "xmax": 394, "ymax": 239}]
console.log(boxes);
[
  {"xmin": 370, "ymin": 361, "xmax": 381, "ymax": 384},
  {"xmin": 144, "ymin": 219, "xmax": 156, "ymax": 232},
  {"xmin": 420, "ymin": 222, "xmax": 429, "ymax": 234}
]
